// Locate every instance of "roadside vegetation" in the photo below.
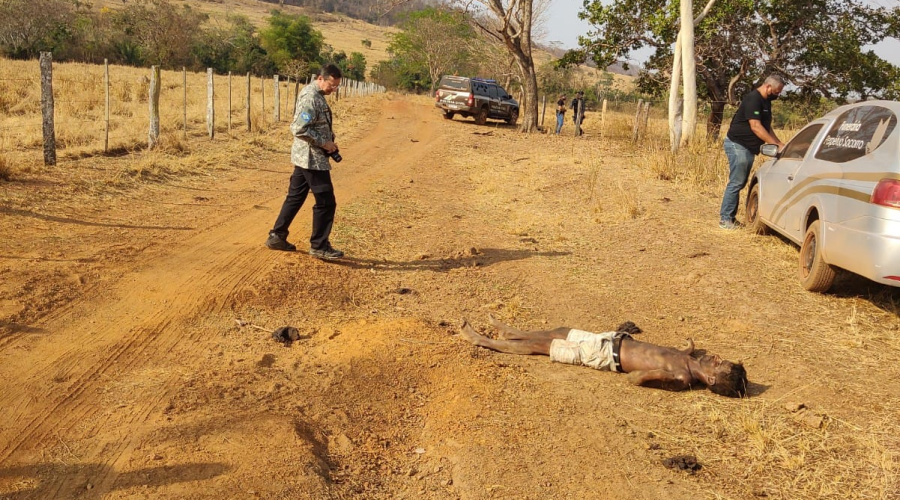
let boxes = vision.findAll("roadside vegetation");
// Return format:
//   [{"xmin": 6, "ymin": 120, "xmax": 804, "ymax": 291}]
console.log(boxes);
[{"xmin": 0, "ymin": 0, "xmax": 367, "ymax": 79}]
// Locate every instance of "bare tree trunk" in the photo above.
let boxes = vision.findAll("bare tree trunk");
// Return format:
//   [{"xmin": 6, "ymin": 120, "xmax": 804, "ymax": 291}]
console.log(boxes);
[
  {"xmin": 668, "ymin": 31, "xmax": 683, "ymax": 152},
  {"xmin": 479, "ymin": 0, "xmax": 539, "ymax": 132},
  {"xmin": 670, "ymin": 0, "xmax": 716, "ymax": 151},
  {"xmin": 707, "ymin": 100, "xmax": 725, "ymax": 141},
  {"xmin": 680, "ymin": 0, "xmax": 697, "ymax": 147},
  {"xmin": 517, "ymin": 58, "xmax": 539, "ymax": 132}
]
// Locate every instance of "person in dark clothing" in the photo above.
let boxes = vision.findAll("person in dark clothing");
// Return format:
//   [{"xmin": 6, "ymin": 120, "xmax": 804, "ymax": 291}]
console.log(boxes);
[
  {"xmin": 266, "ymin": 64, "xmax": 346, "ymax": 259},
  {"xmin": 719, "ymin": 74, "xmax": 785, "ymax": 230},
  {"xmin": 570, "ymin": 91, "xmax": 586, "ymax": 136}
]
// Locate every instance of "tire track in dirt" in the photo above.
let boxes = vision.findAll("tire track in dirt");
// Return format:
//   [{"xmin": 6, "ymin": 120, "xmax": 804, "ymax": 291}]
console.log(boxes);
[{"xmin": 0, "ymin": 96, "xmax": 442, "ymax": 496}]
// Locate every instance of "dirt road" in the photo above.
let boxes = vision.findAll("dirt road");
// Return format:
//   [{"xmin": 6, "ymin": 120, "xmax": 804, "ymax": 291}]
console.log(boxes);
[{"xmin": 1, "ymin": 94, "xmax": 899, "ymax": 499}]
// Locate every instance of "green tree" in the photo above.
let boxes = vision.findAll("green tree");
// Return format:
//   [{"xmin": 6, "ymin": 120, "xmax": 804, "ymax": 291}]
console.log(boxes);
[
  {"xmin": 0, "ymin": 0, "xmax": 73, "ymax": 59},
  {"xmin": 322, "ymin": 48, "xmax": 367, "ymax": 80},
  {"xmin": 259, "ymin": 10, "xmax": 324, "ymax": 75},
  {"xmin": 385, "ymin": 7, "xmax": 476, "ymax": 92},
  {"xmin": 194, "ymin": 15, "xmax": 275, "ymax": 75},
  {"xmin": 110, "ymin": 0, "xmax": 207, "ymax": 68},
  {"xmin": 577, "ymin": 0, "xmax": 900, "ymax": 138}
]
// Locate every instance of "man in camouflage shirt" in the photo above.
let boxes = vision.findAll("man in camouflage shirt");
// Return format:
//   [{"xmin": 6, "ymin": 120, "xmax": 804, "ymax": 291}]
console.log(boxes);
[{"xmin": 266, "ymin": 64, "xmax": 345, "ymax": 260}]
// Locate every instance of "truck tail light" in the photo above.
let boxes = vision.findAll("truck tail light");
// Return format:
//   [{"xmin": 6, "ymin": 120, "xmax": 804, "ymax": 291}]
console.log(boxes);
[
  {"xmin": 466, "ymin": 94, "xmax": 474, "ymax": 107},
  {"xmin": 435, "ymin": 90, "xmax": 440, "ymax": 101},
  {"xmin": 871, "ymin": 178, "xmax": 900, "ymax": 209}
]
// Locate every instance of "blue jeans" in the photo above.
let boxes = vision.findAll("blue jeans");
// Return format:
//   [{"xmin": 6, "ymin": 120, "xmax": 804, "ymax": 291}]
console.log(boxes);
[
  {"xmin": 719, "ymin": 137, "xmax": 755, "ymax": 223},
  {"xmin": 555, "ymin": 113, "xmax": 564, "ymax": 134}
]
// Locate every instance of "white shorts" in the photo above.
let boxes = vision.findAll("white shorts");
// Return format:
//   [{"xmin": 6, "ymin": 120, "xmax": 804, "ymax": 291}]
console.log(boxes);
[{"xmin": 549, "ymin": 329, "xmax": 618, "ymax": 371}]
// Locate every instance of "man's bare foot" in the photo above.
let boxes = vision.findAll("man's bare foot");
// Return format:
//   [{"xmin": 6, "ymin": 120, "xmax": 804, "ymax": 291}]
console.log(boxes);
[
  {"xmin": 458, "ymin": 319, "xmax": 484, "ymax": 345},
  {"xmin": 488, "ymin": 313, "xmax": 525, "ymax": 340}
]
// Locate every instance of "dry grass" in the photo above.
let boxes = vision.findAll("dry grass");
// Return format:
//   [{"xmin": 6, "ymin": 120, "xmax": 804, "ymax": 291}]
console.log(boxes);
[
  {"xmin": 0, "ymin": 57, "xmax": 351, "ymax": 173},
  {"xmin": 0, "ymin": 57, "xmax": 375, "ymax": 202},
  {"xmin": 0, "ymin": 154, "xmax": 11, "ymax": 181},
  {"xmin": 669, "ymin": 397, "xmax": 900, "ymax": 499}
]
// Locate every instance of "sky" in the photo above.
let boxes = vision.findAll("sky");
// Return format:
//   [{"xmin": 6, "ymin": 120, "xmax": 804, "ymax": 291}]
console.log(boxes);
[{"xmin": 542, "ymin": 0, "xmax": 900, "ymax": 69}]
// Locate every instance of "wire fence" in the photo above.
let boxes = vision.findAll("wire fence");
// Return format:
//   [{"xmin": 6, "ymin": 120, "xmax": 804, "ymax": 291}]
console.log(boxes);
[{"xmin": 0, "ymin": 53, "xmax": 385, "ymax": 166}]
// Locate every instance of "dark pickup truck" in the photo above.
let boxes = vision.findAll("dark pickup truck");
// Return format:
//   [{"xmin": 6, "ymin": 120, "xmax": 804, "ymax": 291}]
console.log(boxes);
[{"xmin": 434, "ymin": 76, "xmax": 519, "ymax": 125}]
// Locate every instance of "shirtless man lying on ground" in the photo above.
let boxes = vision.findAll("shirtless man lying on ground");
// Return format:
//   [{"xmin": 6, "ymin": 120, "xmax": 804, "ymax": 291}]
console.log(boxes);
[{"xmin": 458, "ymin": 316, "xmax": 747, "ymax": 398}]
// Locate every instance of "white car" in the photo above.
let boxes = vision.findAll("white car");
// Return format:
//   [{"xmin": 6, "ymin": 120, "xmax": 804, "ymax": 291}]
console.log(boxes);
[{"xmin": 746, "ymin": 100, "xmax": 900, "ymax": 292}]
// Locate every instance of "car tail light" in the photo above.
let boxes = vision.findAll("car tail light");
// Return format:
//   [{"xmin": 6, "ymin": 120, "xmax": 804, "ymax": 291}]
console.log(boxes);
[
  {"xmin": 435, "ymin": 90, "xmax": 440, "ymax": 101},
  {"xmin": 870, "ymin": 178, "xmax": 900, "ymax": 208},
  {"xmin": 466, "ymin": 94, "xmax": 474, "ymax": 107}
]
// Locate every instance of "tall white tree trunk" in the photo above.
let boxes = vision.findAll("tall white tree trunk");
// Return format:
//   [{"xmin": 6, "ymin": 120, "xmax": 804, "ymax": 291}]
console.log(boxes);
[
  {"xmin": 680, "ymin": 0, "xmax": 697, "ymax": 147},
  {"xmin": 668, "ymin": 30, "xmax": 684, "ymax": 152}
]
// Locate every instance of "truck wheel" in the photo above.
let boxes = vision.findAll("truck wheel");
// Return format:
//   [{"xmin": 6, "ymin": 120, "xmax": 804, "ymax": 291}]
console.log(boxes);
[
  {"xmin": 799, "ymin": 220, "xmax": 836, "ymax": 292},
  {"xmin": 443, "ymin": 111, "xmax": 455, "ymax": 120},
  {"xmin": 506, "ymin": 109, "xmax": 518, "ymax": 126},
  {"xmin": 475, "ymin": 106, "xmax": 488, "ymax": 125},
  {"xmin": 745, "ymin": 183, "xmax": 769, "ymax": 235}
]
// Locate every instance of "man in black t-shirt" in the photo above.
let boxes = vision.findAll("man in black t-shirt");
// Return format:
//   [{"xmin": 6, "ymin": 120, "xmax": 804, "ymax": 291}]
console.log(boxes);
[{"xmin": 719, "ymin": 75, "xmax": 785, "ymax": 230}]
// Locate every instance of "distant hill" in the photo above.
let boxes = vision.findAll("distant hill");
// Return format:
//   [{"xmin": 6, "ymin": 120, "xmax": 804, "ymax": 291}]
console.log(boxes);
[
  {"xmin": 536, "ymin": 43, "xmax": 641, "ymax": 77},
  {"xmin": 254, "ymin": 0, "xmax": 431, "ymax": 25}
]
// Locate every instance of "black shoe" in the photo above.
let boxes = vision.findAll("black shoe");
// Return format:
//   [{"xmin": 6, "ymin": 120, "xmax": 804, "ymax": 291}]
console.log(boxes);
[
  {"xmin": 265, "ymin": 232, "xmax": 296, "ymax": 251},
  {"xmin": 309, "ymin": 245, "xmax": 344, "ymax": 260}
]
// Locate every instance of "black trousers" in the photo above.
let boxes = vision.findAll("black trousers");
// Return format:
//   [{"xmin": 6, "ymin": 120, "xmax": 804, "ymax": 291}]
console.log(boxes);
[{"xmin": 271, "ymin": 166, "xmax": 336, "ymax": 250}]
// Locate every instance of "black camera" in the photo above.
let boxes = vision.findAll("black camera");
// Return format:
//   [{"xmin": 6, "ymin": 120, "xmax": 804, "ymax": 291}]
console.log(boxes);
[{"xmin": 329, "ymin": 149, "xmax": 342, "ymax": 163}]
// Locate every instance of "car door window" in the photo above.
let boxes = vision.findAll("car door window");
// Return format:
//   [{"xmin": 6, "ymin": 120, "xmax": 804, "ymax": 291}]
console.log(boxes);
[
  {"xmin": 814, "ymin": 105, "xmax": 898, "ymax": 163},
  {"xmin": 488, "ymin": 86, "xmax": 499, "ymax": 99},
  {"xmin": 780, "ymin": 123, "xmax": 824, "ymax": 160}
]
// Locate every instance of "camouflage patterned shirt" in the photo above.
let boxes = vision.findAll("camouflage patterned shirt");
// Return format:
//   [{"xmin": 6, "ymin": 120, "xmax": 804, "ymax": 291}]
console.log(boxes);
[{"xmin": 290, "ymin": 82, "xmax": 335, "ymax": 171}]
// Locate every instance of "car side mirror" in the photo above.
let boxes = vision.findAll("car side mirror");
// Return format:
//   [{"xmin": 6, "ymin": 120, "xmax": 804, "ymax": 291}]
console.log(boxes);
[{"xmin": 760, "ymin": 143, "xmax": 780, "ymax": 157}]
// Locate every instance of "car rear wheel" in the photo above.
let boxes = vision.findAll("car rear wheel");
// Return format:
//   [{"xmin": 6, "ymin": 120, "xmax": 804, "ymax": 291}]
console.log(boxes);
[
  {"xmin": 745, "ymin": 183, "xmax": 770, "ymax": 235},
  {"xmin": 799, "ymin": 220, "xmax": 836, "ymax": 292},
  {"xmin": 506, "ymin": 109, "xmax": 518, "ymax": 126},
  {"xmin": 475, "ymin": 106, "xmax": 488, "ymax": 125},
  {"xmin": 443, "ymin": 111, "xmax": 455, "ymax": 120}
]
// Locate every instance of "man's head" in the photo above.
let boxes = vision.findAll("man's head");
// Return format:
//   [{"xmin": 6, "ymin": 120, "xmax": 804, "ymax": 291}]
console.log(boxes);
[
  {"xmin": 701, "ymin": 356, "xmax": 748, "ymax": 397},
  {"xmin": 761, "ymin": 74, "xmax": 785, "ymax": 101},
  {"xmin": 316, "ymin": 64, "xmax": 343, "ymax": 95},
  {"xmin": 577, "ymin": 91, "xmax": 584, "ymax": 97}
]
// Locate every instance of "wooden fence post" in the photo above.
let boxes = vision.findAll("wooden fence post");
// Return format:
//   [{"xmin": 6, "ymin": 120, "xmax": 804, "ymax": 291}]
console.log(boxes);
[
  {"xmin": 245, "ymin": 72, "xmax": 251, "ymax": 131},
  {"xmin": 631, "ymin": 99, "xmax": 644, "ymax": 142},
  {"xmin": 207, "ymin": 68, "xmax": 214, "ymax": 140},
  {"xmin": 600, "ymin": 98, "xmax": 608, "ymax": 139},
  {"xmin": 104, "ymin": 59, "xmax": 109, "ymax": 152},
  {"xmin": 575, "ymin": 96, "xmax": 584, "ymax": 137},
  {"xmin": 39, "ymin": 52, "xmax": 56, "ymax": 165},
  {"xmin": 285, "ymin": 76, "xmax": 290, "ymax": 119},
  {"xmin": 182, "ymin": 67, "xmax": 187, "ymax": 138},
  {"xmin": 148, "ymin": 65, "xmax": 160, "ymax": 149},
  {"xmin": 640, "ymin": 101, "xmax": 651, "ymax": 141},
  {"xmin": 273, "ymin": 74, "xmax": 280, "ymax": 122},
  {"xmin": 228, "ymin": 71, "xmax": 232, "ymax": 135}
]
